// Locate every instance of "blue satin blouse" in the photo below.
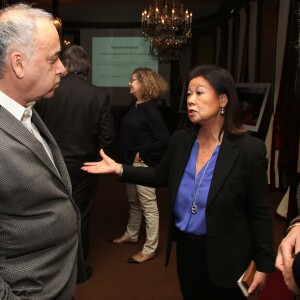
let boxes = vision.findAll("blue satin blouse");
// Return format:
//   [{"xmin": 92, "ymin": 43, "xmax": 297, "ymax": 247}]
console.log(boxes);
[{"xmin": 173, "ymin": 139, "xmax": 220, "ymax": 235}]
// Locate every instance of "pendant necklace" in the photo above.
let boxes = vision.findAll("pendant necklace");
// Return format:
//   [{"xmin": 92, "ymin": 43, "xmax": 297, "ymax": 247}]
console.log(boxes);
[
  {"xmin": 192, "ymin": 132, "xmax": 224, "ymax": 214},
  {"xmin": 199, "ymin": 140, "xmax": 216, "ymax": 154},
  {"xmin": 191, "ymin": 148, "xmax": 215, "ymax": 214}
]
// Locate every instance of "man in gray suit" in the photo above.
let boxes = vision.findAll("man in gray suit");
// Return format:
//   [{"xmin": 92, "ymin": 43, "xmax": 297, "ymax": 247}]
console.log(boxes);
[{"xmin": 0, "ymin": 3, "xmax": 85, "ymax": 299}]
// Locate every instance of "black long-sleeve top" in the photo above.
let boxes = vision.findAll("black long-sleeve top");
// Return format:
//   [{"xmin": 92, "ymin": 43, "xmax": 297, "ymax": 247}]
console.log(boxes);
[{"xmin": 118, "ymin": 100, "xmax": 170, "ymax": 167}]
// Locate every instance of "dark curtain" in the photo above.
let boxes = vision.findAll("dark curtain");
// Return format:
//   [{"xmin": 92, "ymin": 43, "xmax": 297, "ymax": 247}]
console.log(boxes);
[{"xmin": 271, "ymin": 0, "xmax": 300, "ymax": 223}]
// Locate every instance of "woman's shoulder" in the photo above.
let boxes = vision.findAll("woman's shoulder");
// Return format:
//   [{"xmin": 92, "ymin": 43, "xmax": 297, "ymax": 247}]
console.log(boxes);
[
  {"xmin": 228, "ymin": 132, "xmax": 264, "ymax": 145},
  {"xmin": 226, "ymin": 133, "xmax": 266, "ymax": 154},
  {"xmin": 139, "ymin": 100, "xmax": 160, "ymax": 114},
  {"xmin": 142, "ymin": 100, "xmax": 160, "ymax": 109}
]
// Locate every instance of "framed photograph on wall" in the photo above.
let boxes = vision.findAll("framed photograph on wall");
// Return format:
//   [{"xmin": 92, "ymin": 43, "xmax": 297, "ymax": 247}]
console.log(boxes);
[{"xmin": 236, "ymin": 83, "xmax": 271, "ymax": 132}]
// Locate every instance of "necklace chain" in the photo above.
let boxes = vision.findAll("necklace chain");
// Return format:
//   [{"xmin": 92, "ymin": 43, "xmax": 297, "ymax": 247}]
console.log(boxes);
[
  {"xmin": 199, "ymin": 140, "xmax": 217, "ymax": 154},
  {"xmin": 192, "ymin": 131, "xmax": 224, "ymax": 214},
  {"xmin": 198, "ymin": 131, "xmax": 224, "ymax": 154},
  {"xmin": 191, "ymin": 147, "xmax": 215, "ymax": 214}
]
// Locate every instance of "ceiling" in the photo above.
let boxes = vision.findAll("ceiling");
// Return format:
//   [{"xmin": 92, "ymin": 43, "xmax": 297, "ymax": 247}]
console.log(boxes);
[{"xmin": 12, "ymin": 0, "xmax": 226, "ymax": 23}]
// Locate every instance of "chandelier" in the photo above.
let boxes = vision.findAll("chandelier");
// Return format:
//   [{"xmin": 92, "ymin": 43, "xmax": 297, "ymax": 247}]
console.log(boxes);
[
  {"xmin": 141, "ymin": 0, "xmax": 192, "ymax": 62},
  {"xmin": 53, "ymin": 16, "xmax": 62, "ymax": 31}
]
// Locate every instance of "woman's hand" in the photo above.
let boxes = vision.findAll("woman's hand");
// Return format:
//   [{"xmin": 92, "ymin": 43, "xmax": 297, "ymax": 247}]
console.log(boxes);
[
  {"xmin": 81, "ymin": 149, "xmax": 121, "ymax": 175},
  {"xmin": 276, "ymin": 224, "xmax": 300, "ymax": 272},
  {"xmin": 276, "ymin": 224, "xmax": 300, "ymax": 295},
  {"xmin": 248, "ymin": 271, "xmax": 267, "ymax": 296},
  {"xmin": 282, "ymin": 260, "xmax": 300, "ymax": 295}
]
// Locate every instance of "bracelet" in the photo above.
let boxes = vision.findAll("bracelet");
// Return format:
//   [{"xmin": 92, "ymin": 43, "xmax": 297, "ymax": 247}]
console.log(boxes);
[
  {"xmin": 118, "ymin": 164, "xmax": 123, "ymax": 177},
  {"xmin": 286, "ymin": 222, "xmax": 300, "ymax": 234}
]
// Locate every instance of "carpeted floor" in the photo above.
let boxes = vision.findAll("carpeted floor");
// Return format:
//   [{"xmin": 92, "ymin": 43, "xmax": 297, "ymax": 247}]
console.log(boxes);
[
  {"xmin": 259, "ymin": 269, "xmax": 294, "ymax": 300},
  {"xmin": 74, "ymin": 174, "xmax": 295, "ymax": 300}
]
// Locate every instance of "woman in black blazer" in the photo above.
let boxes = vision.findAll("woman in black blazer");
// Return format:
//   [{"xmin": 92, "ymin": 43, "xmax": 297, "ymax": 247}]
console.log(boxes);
[{"xmin": 82, "ymin": 65, "xmax": 275, "ymax": 299}]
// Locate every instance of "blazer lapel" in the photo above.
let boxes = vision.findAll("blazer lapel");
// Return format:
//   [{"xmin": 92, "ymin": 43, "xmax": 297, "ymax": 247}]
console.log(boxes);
[
  {"xmin": 207, "ymin": 134, "xmax": 239, "ymax": 205},
  {"xmin": 32, "ymin": 110, "xmax": 72, "ymax": 193},
  {"xmin": 171, "ymin": 130, "xmax": 196, "ymax": 202}
]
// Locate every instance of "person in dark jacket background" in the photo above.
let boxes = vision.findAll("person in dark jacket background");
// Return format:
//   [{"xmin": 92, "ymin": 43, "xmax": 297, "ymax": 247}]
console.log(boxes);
[{"xmin": 36, "ymin": 45, "xmax": 114, "ymax": 278}]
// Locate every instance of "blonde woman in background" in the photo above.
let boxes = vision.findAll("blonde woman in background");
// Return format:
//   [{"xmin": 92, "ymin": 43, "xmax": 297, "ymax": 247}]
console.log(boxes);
[{"xmin": 111, "ymin": 67, "xmax": 170, "ymax": 263}]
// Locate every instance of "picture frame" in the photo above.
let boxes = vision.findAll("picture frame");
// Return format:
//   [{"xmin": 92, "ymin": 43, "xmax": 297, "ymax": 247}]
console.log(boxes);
[{"xmin": 236, "ymin": 83, "xmax": 271, "ymax": 132}]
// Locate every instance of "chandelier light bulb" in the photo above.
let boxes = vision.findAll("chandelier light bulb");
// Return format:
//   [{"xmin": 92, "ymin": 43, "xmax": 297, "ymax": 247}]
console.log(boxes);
[{"xmin": 141, "ymin": 0, "xmax": 192, "ymax": 62}]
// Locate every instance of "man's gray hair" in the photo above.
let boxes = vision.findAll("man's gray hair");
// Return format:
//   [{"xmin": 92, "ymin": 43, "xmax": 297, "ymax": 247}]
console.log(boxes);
[{"xmin": 0, "ymin": 3, "xmax": 53, "ymax": 77}]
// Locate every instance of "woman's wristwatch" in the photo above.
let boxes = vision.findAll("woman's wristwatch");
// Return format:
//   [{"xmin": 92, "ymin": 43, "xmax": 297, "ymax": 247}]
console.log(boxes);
[{"xmin": 118, "ymin": 164, "xmax": 123, "ymax": 177}]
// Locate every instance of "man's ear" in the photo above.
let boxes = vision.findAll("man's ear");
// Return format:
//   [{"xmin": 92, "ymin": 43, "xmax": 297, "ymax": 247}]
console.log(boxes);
[
  {"xmin": 219, "ymin": 94, "xmax": 228, "ymax": 108},
  {"xmin": 11, "ymin": 53, "xmax": 25, "ymax": 79}
]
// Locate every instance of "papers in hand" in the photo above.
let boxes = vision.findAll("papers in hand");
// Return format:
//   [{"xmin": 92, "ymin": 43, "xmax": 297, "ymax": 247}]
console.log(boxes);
[{"xmin": 237, "ymin": 260, "xmax": 257, "ymax": 297}]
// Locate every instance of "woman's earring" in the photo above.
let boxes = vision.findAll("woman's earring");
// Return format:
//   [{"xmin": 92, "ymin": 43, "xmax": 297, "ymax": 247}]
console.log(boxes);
[{"xmin": 221, "ymin": 107, "xmax": 225, "ymax": 116}]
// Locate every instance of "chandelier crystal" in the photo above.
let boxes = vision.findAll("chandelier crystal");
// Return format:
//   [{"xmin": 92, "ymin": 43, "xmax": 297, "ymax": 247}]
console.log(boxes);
[
  {"xmin": 141, "ymin": 0, "xmax": 192, "ymax": 62},
  {"xmin": 53, "ymin": 16, "xmax": 62, "ymax": 30}
]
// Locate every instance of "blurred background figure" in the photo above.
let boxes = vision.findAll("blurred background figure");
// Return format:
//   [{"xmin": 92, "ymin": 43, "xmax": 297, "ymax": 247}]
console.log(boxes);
[
  {"xmin": 240, "ymin": 100, "xmax": 256, "ymax": 126},
  {"xmin": 111, "ymin": 67, "xmax": 170, "ymax": 264},
  {"xmin": 36, "ymin": 45, "xmax": 114, "ymax": 278}
]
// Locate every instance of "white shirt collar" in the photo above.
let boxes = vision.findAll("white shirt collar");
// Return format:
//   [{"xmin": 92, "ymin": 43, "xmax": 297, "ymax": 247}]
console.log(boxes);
[{"xmin": 0, "ymin": 91, "xmax": 36, "ymax": 121}]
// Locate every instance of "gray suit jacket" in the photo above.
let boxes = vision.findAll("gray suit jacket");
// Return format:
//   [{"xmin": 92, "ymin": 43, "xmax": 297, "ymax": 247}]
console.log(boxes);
[{"xmin": 0, "ymin": 106, "xmax": 85, "ymax": 299}]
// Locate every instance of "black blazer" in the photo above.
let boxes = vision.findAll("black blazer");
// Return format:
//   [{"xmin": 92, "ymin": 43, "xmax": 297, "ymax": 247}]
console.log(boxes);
[
  {"xmin": 123, "ymin": 127, "xmax": 275, "ymax": 288},
  {"xmin": 36, "ymin": 73, "xmax": 114, "ymax": 178}
]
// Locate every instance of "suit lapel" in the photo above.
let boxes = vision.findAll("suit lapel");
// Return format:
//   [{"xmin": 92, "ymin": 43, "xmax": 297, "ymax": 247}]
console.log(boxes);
[
  {"xmin": 32, "ymin": 109, "xmax": 72, "ymax": 193},
  {"xmin": 0, "ymin": 106, "xmax": 53, "ymax": 172},
  {"xmin": 207, "ymin": 134, "xmax": 239, "ymax": 206},
  {"xmin": 0, "ymin": 106, "xmax": 70, "ymax": 192}
]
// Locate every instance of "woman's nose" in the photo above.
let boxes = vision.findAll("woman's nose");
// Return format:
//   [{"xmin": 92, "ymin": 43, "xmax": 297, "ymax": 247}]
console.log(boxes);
[{"xmin": 187, "ymin": 94, "xmax": 195, "ymax": 105}]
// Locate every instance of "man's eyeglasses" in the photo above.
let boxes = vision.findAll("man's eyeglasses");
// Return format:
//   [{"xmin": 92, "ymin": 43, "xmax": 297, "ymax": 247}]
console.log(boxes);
[{"xmin": 129, "ymin": 78, "xmax": 138, "ymax": 83}]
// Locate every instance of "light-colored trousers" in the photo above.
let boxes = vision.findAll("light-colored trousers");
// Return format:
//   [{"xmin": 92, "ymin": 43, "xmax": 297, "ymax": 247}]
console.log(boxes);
[{"xmin": 124, "ymin": 161, "xmax": 159, "ymax": 255}]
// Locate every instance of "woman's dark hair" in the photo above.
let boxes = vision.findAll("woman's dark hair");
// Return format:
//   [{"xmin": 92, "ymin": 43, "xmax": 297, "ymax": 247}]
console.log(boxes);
[
  {"xmin": 188, "ymin": 64, "xmax": 246, "ymax": 135},
  {"xmin": 60, "ymin": 45, "xmax": 91, "ymax": 77}
]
